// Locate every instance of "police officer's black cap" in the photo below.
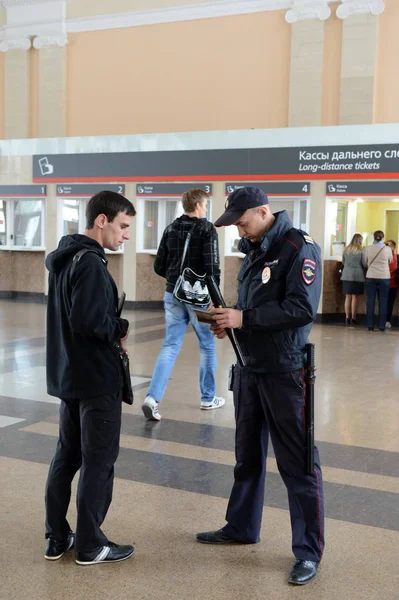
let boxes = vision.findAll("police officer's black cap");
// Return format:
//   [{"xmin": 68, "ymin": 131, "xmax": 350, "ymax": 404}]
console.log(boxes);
[{"xmin": 214, "ymin": 187, "xmax": 269, "ymax": 227}]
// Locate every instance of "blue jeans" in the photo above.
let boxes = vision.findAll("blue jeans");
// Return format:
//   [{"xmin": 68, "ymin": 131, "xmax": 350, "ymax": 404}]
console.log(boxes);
[
  {"xmin": 147, "ymin": 292, "xmax": 217, "ymax": 404},
  {"xmin": 365, "ymin": 278, "xmax": 390, "ymax": 329}
]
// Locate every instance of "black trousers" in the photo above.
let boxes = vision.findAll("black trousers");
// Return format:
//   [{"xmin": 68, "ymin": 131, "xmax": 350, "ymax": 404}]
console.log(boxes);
[
  {"xmin": 387, "ymin": 287, "xmax": 398, "ymax": 323},
  {"xmin": 45, "ymin": 390, "xmax": 122, "ymax": 552},
  {"xmin": 223, "ymin": 367, "xmax": 325, "ymax": 563}
]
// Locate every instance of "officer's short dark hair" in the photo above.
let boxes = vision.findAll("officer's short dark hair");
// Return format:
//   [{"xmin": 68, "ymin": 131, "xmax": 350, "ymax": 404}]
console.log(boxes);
[
  {"xmin": 182, "ymin": 188, "xmax": 209, "ymax": 213},
  {"xmin": 86, "ymin": 190, "xmax": 136, "ymax": 229}
]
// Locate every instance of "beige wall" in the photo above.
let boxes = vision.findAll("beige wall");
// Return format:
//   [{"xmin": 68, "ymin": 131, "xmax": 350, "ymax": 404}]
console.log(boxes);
[
  {"xmin": 0, "ymin": 156, "xmax": 33, "ymax": 184},
  {"xmin": 136, "ymin": 253, "xmax": 165, "ymax": 301},
  {"xmin": 0, "ymin": 252, "xmax": 45, "ymax": 294},
  {"xmin": 0, "ymin": 53, "xmax": 3, "ymax": 139},
  {"xmin": 2, "ymin": 7, "xmax": 399, "ymax": 138},
  {"xmin": 66, "ymin": 11, "xmax": 290, "ymax": 137},
  {"xmin": 224, "ymin": 257, "xmax": 240, "ymax": 307},
  {"xmin": 107, "ymin": 254, "xmax": 124, "ymax": 291}
]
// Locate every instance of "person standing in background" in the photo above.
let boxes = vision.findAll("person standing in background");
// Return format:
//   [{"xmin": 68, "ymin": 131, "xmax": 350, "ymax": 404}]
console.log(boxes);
[
  {"xmin": 341, "ymin": 233, "xmax": 364, "ymax": 326},
  {"xmin": 142, "ymin": 188, "xmax": 225, "ymax": 421},
  {"xmin": 385, "ymin": 240, "xmax": 398, "ymax": 328},
  {"xmin": 362, "ymin": 230, "xmax": 392, "ymax": 332}
]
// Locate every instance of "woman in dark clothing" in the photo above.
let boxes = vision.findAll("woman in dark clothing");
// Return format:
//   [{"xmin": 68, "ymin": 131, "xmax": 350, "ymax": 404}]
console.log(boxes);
[{"xmin": 385, "ymin": 240, "xmax": 398, "ymax": 328}]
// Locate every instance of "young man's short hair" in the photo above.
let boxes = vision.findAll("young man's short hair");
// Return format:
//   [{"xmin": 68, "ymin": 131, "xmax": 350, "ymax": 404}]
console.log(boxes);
[
  {"xmin": 86, "ymin": 190, "xmax": 136, "ymax": 229},
  {"xmin": 182, "ymin": 188, "xmax": 209, "ymax": 213}
]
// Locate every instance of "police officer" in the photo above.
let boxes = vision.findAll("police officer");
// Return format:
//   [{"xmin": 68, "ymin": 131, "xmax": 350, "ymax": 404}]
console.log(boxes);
[{"xmin": 196, "ymin": 187, "xmax": 324, "ymax": 586}]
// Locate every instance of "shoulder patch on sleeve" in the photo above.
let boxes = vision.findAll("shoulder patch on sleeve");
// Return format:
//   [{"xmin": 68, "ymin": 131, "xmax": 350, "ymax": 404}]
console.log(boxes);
[{"xmin": 302, "ymin": 259, "xmax": 316, "ymax": 285}]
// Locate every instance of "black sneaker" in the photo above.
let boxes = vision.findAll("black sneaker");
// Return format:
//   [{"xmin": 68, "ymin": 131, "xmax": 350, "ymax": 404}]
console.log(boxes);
[
  {"xmin": 75, "ymin": 542, "xmax": 135, "ymax": 566},
  {"xmin": 45, "ymin": 531, "xmax": 75, "ymax": 561}
]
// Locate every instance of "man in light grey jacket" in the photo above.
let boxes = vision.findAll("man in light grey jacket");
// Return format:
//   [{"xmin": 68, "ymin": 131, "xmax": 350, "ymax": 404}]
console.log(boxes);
[{"xmin": 362, "ymin": 230, "xmax": 392, "ymax": 331}]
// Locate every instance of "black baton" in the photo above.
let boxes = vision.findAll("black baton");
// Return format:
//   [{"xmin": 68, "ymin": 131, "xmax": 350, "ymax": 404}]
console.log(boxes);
[
  {"xmin": 304, "ymin": 343, "xmax": 315, "ymax": 475},
  {"xmin": 206, "ymin": 276, "xmax": 246, "ymax": 367}
]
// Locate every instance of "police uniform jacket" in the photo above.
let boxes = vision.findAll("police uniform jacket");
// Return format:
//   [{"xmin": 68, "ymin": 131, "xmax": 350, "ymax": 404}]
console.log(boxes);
[{"xmin": 235, "ymin": 210, "xmax": 321, "ymax": 373}]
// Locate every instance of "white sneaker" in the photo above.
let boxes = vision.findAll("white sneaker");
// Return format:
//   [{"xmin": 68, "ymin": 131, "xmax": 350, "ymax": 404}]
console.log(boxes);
[
  {"xmin": 142, "ymin": 397, "xmax": 162, "ymax": 421},
  {"xmin": 386, "ymin": 322, "xmax": 392, "ymax": 329},
  {"xmin": 200, "ymin": 397, "xmax": 226, "ymax": 411}
]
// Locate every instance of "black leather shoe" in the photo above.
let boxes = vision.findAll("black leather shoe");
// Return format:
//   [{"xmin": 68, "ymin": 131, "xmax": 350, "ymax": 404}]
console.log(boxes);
[
  {"xmin": 288, "ymin": 560, "xmax": 318, "ymax": 585},
  {"xmin": 45, "ymin": 531, "xmax": 75, "ymax": 561},
  {"xmin": 76, "ymin": 542, "xmax": 135, "ymax": 566},
  {"xmin": 196, "ymin": 529, "xmax": 250, "ymax": 544}
]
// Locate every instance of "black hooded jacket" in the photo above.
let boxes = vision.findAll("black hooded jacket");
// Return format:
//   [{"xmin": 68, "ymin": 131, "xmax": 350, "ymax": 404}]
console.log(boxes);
[{"xmin": 45, "ymin": 234, "xmax": 129, "ymax": 399}]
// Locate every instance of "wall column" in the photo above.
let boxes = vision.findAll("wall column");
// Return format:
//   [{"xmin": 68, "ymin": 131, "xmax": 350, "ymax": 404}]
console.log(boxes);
[
  {"xmin": 286, "ymin": 1, "xmax": 331, "ymax": 127},
  {"xmin": 4, "ymin": 49, "xmax": 30, "ymax": 139},
  {"xmin": 309, "ymin": 180, "xmax": 327, "ymax": 314},
  {"xmin": 37, "ymin": 45, "xmax": 67, "ymax": 138},
  {"xmin": 211, "ymin": 182, "xmax": 226, "ymax": 296},
  {"xmin": 288, "ymin": 20, "xmax": 325, "ymax": 127},
  {"xmin": 338, "ymin": 1, "xmax": 384, "ymax": 125},
  {"xmin": 122, "ymin": 184, "xmax": 137, "ymax": 302},
  {"xmin": 44, "ymin": 184, "xmax": 59, "ymax": 294}
]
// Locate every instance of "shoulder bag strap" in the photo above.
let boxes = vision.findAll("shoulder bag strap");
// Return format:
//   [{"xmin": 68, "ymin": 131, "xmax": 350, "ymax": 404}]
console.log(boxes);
[
  {"xmin": 69, "ymin": 248, "xmax": 105, "ymax": 283},
  {"xmin": 178, "ymin": 223, "xmax": 196, "ymax": 274},
  {"xmin": 367, "ymin": 246, "xmax": 385, "ymax": 269}
]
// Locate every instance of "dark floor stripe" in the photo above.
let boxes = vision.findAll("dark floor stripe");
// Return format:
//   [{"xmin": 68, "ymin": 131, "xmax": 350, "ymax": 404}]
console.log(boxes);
[
  {"xmin": 118, "ymin": 416, "xmax": 399, "ymax": 479},
  {"xmin": 0, "ymin": 429, "xmax": 398, "ymax": 533},
  {"xmin": 131, "ymin": 328, "xmax": 165, "ymax": 344},
  {"xmin": 0, "ymin": 353, "xmax": 47, "ymax": 374},
  {"xmin": 1, "ymin": 395, "xmax": 398, "ymax": 479},
  {"xmin": 0, "ymin": 337, "xmax": 46, "ymax": 352},
  {"xmin": 131, "ymin": 317, "xmax": 165, "ymax": 330},
  {"xmin": 0, "ymin": 329, "xmax": 167, "ymax": 375}
]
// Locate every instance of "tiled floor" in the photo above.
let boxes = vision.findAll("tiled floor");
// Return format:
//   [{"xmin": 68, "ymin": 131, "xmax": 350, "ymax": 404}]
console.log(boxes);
[{"xmin": 1, "ymin": 300, "xmax": 398, "ymax": 600}]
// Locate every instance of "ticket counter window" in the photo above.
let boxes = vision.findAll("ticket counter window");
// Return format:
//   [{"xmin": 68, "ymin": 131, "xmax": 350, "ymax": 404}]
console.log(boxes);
[
  {"xmin": 0, "ymin": 200, "xmax": 7, "ymax": 246},
  {"xmin": 0, "ymin": 198, "xmax": 45, "ymax": 250},
  {"xmin": 225, "ymin": 197, "xmax": 308, "ymax": 256},
  {"xmin": 143, "ymin": 200, "xmax": 159, "ymax": 251},
  {"xmin": 63, "ymin": 200, "xmax": 80, "ymax": 236},
  {"xmin": 138, "ymin": 196, "xmax": 212, "ymax": 252},
  {"xmin": 328, "ymin": 201, "xmax": 348, "ymax": 257},
  {"xmin": 13, "ymin": 200, "xmax": 43, "ymax": 247},
  {"xmin": 140, "ymin": 198, "xmax": 184, "ymax": 251}
]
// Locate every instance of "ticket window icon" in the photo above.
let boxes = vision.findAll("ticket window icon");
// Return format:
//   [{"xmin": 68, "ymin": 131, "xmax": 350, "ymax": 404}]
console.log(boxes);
[{"xmin": 38, "ymin": 157, "xmax": 54, "ymax": 176}]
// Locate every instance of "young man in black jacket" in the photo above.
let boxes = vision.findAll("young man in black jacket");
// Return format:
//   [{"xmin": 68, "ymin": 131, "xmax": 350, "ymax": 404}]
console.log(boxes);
[
  {"xmin": 44, "ymin": 190, "xmax": 136, "ymax": 566},
  {"xmin": 142, "ymin": 188, "xmax": 224, "ymax": 420}
]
